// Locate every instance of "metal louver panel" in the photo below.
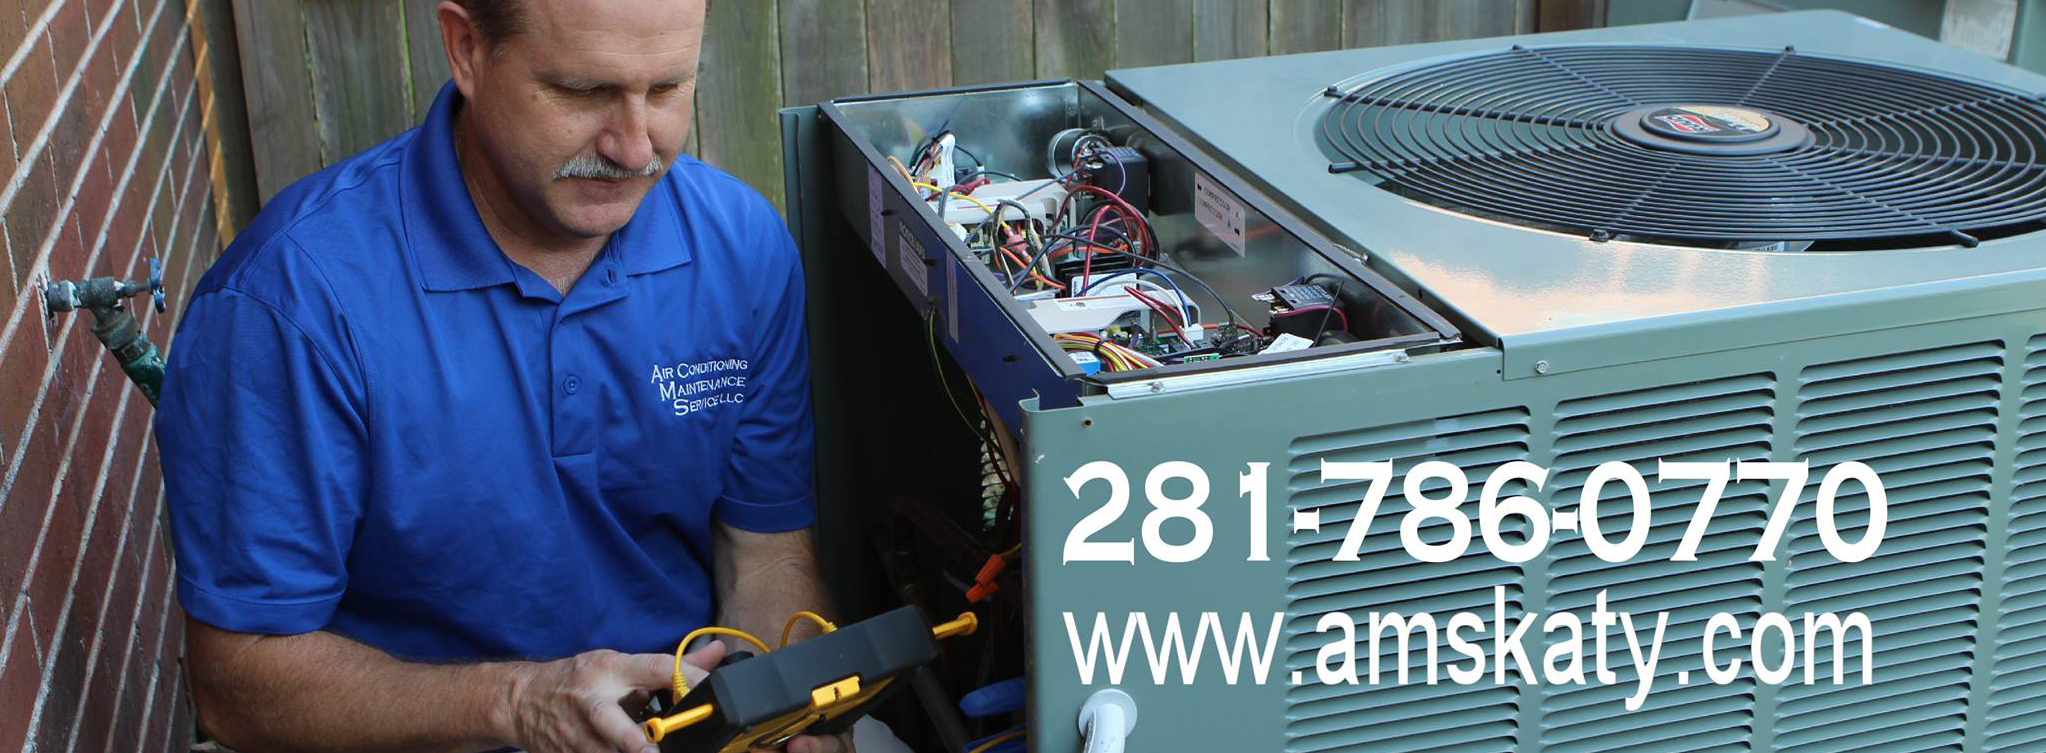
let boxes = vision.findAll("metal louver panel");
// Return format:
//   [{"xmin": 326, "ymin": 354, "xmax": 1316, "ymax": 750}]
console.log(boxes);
[
  {"xmin": 1988, "ymin": 335, "xmax": 2046, "ymax": 752},
  {"xmin": 1541, "ymin": 375, "xmax": 1777, "ymax": 753},
  {"xmin": 1285, "ymin": 407, "xmax": 1533, "ymax": 753},
  {"xmin": 1778, "ymin": 342, "xmax": 2003, "ymax": 753}
]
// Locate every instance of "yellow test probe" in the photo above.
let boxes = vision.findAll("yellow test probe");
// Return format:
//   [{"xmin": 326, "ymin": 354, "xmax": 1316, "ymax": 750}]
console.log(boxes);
[{"xmin": 643, "ymin": 609, "xmax": 978, "ymax": 750}]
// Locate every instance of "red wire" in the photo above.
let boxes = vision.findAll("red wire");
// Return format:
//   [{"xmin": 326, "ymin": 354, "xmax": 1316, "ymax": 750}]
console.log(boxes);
[{"xmin": 1125, "ymin": 288, "xmax": 1189, "ymax": 343}]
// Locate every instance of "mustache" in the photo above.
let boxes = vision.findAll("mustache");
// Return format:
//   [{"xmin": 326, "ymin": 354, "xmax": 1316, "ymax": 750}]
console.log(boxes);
[{"xmin": 556, "ymin": 153, "xmax": 665, "ymax": 180}]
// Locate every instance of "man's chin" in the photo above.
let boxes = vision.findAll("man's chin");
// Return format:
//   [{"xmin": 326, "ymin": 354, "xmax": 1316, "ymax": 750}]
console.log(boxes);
[{"xmin": 552, "ymin": 185, "xmax": 650, "ymax": 237}]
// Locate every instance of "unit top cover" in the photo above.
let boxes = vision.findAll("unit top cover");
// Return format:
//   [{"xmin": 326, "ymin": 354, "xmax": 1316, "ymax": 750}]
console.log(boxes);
[{"xmin": 1107, "ymin": 11, "xmax": 2046, "ymax": 343}]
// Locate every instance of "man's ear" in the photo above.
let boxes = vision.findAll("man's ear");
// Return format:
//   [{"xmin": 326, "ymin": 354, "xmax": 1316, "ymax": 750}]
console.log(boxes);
[{"xmin": 438, "ymin": 0, "xmax": 486, "ymax": 99}]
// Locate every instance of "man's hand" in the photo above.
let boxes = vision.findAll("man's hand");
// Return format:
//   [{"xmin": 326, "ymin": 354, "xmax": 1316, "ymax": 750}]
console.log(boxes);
[
  {"xmin": 507, "ymin": 641, "xmax": 728, "ymax": 753},
  {"xmin": 785, "ymin": 730, "xmax": 855, "ymax": 753}
]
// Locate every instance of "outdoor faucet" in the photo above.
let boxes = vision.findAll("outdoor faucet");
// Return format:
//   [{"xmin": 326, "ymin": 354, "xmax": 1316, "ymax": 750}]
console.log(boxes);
[{"xmin": 43, "ymin": 259, "xmax": 169, "ymax": 405}]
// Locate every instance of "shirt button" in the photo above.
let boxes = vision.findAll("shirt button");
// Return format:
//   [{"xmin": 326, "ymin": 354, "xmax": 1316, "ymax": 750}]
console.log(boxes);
[{"xmin": 563, "ymin": 375, "xmax": 580, "ymax": 394}]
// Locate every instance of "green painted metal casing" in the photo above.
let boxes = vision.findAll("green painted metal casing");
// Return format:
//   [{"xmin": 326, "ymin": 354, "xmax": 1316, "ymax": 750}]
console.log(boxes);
[{"xmin": 783, "ymin": 11, "xmax": 2046, "ymax": 752}]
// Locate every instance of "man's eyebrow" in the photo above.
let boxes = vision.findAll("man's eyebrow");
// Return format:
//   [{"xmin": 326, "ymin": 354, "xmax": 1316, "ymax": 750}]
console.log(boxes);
[{"xmin": 545, "ymin": 75, "xmax": 610, "ymax": 90}]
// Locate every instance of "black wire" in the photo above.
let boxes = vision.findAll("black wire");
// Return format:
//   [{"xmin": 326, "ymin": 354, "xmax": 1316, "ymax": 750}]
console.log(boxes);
[{"xmin": 954, "ymin": 143, "xmax": 986, "ymax": 170}]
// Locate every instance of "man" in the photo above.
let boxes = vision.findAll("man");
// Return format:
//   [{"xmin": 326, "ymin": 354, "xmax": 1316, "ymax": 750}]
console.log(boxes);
[{"xmin": 153, "ymin": 1, "xmax": 849, "ymax": 751}]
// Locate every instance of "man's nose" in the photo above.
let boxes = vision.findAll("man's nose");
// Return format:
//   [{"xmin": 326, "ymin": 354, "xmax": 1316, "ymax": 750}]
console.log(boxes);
[{"xmin": 597, "ymin": 95, "xmax": 656, "ymax": 174}]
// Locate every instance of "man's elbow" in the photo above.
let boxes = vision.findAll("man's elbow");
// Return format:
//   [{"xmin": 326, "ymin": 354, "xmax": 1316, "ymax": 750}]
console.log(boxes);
[{"xmin": 182, "ymin": 618, "xmax": 272, "ymax": 752}]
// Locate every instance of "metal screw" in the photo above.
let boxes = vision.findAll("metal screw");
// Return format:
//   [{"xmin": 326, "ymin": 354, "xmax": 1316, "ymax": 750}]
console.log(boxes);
[
  {"xmin": 1148, "ymin": 382, "xmax": 1163, "ymax": 393},
  {"xmin": 1394, "ymin": 352, "xmax": 1411, "ymax": 364},
  {"xmin": 1534, "ymin": 360, "xmax": 1551, "ymax": 375}
]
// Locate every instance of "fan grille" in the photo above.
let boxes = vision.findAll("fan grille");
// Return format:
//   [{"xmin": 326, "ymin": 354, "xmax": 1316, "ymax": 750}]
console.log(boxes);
[{"xmin": 1319, "ymin": 45, "xmax": 2046, "ymax": 249}]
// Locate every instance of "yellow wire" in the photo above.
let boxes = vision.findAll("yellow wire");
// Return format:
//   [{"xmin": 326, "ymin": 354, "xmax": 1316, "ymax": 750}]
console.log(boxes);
[
  {"xmin": 886, "ymin": 155, "xmax": 916, "ymax": 184},
  {"xmin": 966, "ymin": 729, "xmax": 1026, "ymax": 753},
  {"xmin": 781, "ymin": 610, "xmax": 837, "ymax": 647},
  {"xmin": 911, "ymin": 182, "xmax": 1001, "ymax": 220},
  {"xmin": 670, "ymin": 626, "xmax": 773, "ymax": 697}
]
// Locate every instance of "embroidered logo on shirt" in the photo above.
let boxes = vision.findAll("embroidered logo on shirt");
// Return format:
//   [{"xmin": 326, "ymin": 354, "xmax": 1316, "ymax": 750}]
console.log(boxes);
[{"xmin": 649, "ymin": 358, "xmax": 750, "ymax": 416}]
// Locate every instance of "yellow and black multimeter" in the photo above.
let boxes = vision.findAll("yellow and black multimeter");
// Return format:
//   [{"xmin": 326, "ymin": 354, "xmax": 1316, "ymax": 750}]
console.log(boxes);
[{"xmin": 641, "ymin": 606, "xmax": 977, "ymax": 753}]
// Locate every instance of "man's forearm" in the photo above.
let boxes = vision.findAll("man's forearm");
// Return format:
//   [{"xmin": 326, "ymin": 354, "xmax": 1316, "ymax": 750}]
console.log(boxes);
[
  {"xmin": 712, "ymin": 525, "xmax": 833, "ymax": 647},
  {"xmin": 187, "ymin": 618, "xmax": 520, "ymax": 753}
]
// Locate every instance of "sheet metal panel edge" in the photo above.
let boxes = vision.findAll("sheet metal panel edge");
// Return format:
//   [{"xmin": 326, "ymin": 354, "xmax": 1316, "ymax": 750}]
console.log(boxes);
[{"xmin": 1106, "ymin": 11, "xmax": 2046, "ymax": 361}]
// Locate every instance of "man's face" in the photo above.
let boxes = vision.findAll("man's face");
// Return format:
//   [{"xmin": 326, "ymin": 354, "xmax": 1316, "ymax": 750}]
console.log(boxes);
[{"xmin": 454, "ymin": 0, "xmax": 704, "ymax": 241}]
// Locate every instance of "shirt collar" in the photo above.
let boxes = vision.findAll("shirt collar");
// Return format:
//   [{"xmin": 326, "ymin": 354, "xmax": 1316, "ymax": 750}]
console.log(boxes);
[{"xmin": 401, "ymin": 83, "xmax": 691, "ymax": 292}]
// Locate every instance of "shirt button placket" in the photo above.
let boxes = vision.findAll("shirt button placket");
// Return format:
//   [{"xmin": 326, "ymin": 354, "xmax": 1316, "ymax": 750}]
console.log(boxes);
[{"xmin": 550, "ymin": 316, "xmax": 596, "ymax": 457}]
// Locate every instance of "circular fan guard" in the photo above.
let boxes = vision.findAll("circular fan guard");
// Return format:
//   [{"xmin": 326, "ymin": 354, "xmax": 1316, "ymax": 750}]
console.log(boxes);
[{"xmin": 1319, "ymin": 45, "xmax": 2046, "ymax": 249}]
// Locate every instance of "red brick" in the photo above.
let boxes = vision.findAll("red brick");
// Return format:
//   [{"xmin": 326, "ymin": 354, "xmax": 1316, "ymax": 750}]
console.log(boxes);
[
  {"xmin": 98, "ymin": 567, "xmax": 149, "ymax": 753},
  {"xmin": 62, "ymin": 449, "xmax": 144, "ymax": 753},
  {"xmin": 6, "ymin": 149, "xmax": 59, "ymax": 288},
  {"xmin": 103, "ymin": 2, "xmax": 137, "ymax": 73},
  {"xmin": 138, "ymin": 654, "xmax": 173, "ymax": 752},
  {"xmin": 72, "ymin": 153, "xmax": 115, "ymax": 264},
  {"xmin": 45, "ymin": 207, "xmax": 85, "ymax": 284},
  {"xmin": 0, "ymin": 619, "xmax": 42, "ymax": 753},
  {"xmin": 0, "ymin": 84, "xmax": 21, "ymax": 234},
  {"xmin": 0, "ymin": 0, "xmax": 28, "ymax": 60},
  {"xmin": 0, "ymin": 319, "xmax": 54, "ymax": 467},
  {"xmin": 0, "ymin": 412, "xmax": 68, "ymax": 603},
  {"xmin": 104, "ymin": 179, "xmax": 147, "ymax": 275},
  {"xmin": 45, "ymin": 0, "xmax": 90, "ymax": 80},
  {"xmin": 33, "ymin": 587, "xmax": 94, "ymax": 751},
  {"xmin": 45, "ymin": 81, "xmax": 94, "ymax": 217},
  {"xmin": 61, "ymin": 413, "xmax": 132, "ymax": 621},
  {"xmin": 101, "ymin": 91, "xmax": 137, "ymax": 172},
  {"xmin": 5, "ymin": 31, "xmax": 60, "ymax": 157},
  {"xmin": 77, "ymin": 11, "xmax": 119, "ymax": 125}
]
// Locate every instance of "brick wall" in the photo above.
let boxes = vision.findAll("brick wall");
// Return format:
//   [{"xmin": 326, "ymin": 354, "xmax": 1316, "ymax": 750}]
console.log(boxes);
[{"xmin": 0, "ymin": 0, "xmax": 218, "ymax": 750}]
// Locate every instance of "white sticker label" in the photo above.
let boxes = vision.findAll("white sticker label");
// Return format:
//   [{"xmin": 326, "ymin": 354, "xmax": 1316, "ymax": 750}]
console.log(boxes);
[
  {"xmin": 1195, "ymin": 171, "xmax": 1247, "ymax": 257},
  {"xmin": 898, "ymin": 222, "xmax": 929, "ymax": 299},
  {"xmin": 868, "ymin": 169, "xmax": 885, "ymax": 264},
  {"xmin": 1260, "ymin": 333, "xmax": 1313, "ymax": 354}
]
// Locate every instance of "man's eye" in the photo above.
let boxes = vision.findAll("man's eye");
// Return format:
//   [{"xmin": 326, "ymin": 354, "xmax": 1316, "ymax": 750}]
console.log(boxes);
[{"xmin": 651, "ymin": 83, "xmax": 684, "ymax": 96}]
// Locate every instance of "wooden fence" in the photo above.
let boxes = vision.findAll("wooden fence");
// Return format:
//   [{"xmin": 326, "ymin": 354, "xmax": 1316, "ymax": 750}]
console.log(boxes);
[{"xmin": 230, "ymin": 0, "xmax": 1606, "ymax": 216}]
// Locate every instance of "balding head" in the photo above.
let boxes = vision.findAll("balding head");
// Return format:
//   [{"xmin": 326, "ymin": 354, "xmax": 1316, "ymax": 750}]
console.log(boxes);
[
  {"xmin": 454, "ymin": 0, "xmax": 711, "ymax": 51},
  {"xmin": 436, "ymin": 0, "xmax": 708, "ymax": 247},
  {"xmin": 452, "ymin": 0, "xmax": 524, "ymax": 51}
]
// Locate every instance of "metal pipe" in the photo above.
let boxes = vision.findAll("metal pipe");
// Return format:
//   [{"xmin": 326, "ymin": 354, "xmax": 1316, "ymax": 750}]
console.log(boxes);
[{"xmin": 43, "ymin": 258, "xmax": 169, "ymax": 405}]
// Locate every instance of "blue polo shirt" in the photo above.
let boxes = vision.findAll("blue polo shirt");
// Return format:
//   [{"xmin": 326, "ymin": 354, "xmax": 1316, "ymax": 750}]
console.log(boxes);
[{"xmin": 155, "ymin": 84, "xmax": 815, "ymax": 661}]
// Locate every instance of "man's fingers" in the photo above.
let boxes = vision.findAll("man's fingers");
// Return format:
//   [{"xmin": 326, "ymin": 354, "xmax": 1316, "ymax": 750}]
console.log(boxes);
[
  {"xmin": 679, "ymin": 640, "xmax": 729, "ymax": 681},
  {"xmin": 589, "ymin": 700, "xmax": 659, "ymax": 753},
  {"xmin": 788, "ymin": 732, "xmax": 851, "ymax": 753}
]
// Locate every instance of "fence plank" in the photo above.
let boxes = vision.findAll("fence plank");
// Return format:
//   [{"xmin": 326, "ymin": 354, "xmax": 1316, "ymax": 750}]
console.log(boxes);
[
  {"xmin": 1271, "ymin": 0, "xmax": 1342, "ymax": 54},
  {"xmin": 231, "ymin": 0, "xmax": 1603, "ymax": 219},
  {"xmin": 868, "ymin": 0, "xmax": 953, "ymax": 92},
  {"xmin": 303, "ymin": 0, "xmax": 414, "ymax": 163},
  {"xmin": 1034, "ymin": 0, "xmax": 1114, "ymax": 78},
  {"xmin": 1424, "ymin": 0, "xmax": 1531, "ymax": 39},
  {"xmin": 1194, "ymin": 0, "xmax": 1267, "ymax": 61},
  {"xmin": 231, "ymin": 0, "xmax": 321, "ymax": 203},
  {"xmin": 697, "ymin": 0, "xmax": 786, "ymax": 211},
  {"xmin": 951, "ymin": 0, "xmax": 1034, "ymax": 84},
  {"xmin": 404, "ymin": 0, "xmax": 454, "ymax": 119},
  {"xmin": 1343, "ymin": 0, "xmax": 1420, "ymax": 46},
  {"xmin": 1539, "ymin": 0, "xmax": 1607, "ymax": 31},
  {"xmin": 1115, "ymin": 0, "xmax": 1193, "ymax": 68},
  {"xmin": 781, "ymin": 0, "xmax": 869, "ymax": 105}
]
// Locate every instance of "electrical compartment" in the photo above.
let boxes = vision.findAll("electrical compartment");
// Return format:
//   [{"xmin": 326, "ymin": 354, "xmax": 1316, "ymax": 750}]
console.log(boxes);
[{"xmin": 817, "ymin": 80, "xmax": 1460, "ymax": 434}]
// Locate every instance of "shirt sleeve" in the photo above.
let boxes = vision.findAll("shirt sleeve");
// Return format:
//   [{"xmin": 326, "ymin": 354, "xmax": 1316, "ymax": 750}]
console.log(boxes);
[
  {"xmin": 155, "ymin": 286, "xmax": 368, "ymax": 635},
  {"xmin": 712, "ymin": 211, "xmax": 817, "ymax": 532}
]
